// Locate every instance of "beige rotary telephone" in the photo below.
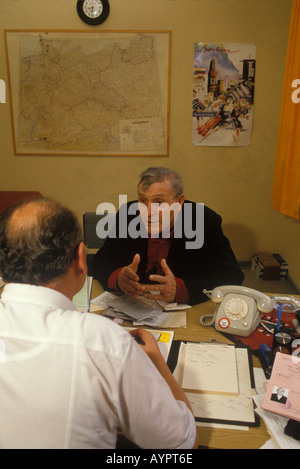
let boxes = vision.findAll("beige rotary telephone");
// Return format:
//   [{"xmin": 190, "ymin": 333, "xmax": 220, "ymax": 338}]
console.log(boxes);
[{"xmin": 202, "ymin": 286, "xmax": 276, "ymax": 337}]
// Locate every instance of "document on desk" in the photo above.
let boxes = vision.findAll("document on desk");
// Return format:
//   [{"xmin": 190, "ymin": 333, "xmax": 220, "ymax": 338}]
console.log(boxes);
[
  {"xmin": 91, "ymin": 291, "xmax": 191, "ymax": 312},
  {"xmin": 108, "ymin": 296, "xmax": 164, "ymax": 321},
  {"xmin": 91, "ymin": 291, "xmax": 188, "ymax": 327},
  {"xmin": 182, "ymin": 342, "xmax": 239, "ymax": 395},
  {"xmin": 135, "ymin": 311, "xmax": 187, "ymax": 328},
  {"xmin": 261, "ymin": 352, "xmax": 300, "ymax": 422},
  {"xmin": 126, "ymin": 327, "xmax": 174, "ymax": 362},
  {"xmin": 174, "ymin": 343, "xmax": 257, "ymax": 426},
  {"xmin": 253, "ymin": 391, "xmax": 300, "ymax": 449},
  {"xmin": 91, "ymin": 291, "xmax": 120, "ymax": 309}
]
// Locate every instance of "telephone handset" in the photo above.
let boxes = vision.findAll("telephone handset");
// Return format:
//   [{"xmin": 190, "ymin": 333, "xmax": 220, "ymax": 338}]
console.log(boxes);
[{"xmin": 202, "ymin": 285, "xmax": 276, "ymax": 337}]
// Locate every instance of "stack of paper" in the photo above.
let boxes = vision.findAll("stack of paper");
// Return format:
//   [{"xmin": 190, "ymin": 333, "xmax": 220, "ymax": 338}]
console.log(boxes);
[
  {"xmin": 91, "ymin": 291, "xmax": 187, "ymax": 328},
  {"xmin": 105, "ymin": 295, "xmax": 167, "ymax": 325}
]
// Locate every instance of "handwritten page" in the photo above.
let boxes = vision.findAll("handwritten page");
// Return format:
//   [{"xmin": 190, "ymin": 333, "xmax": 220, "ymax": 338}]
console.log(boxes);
[
  {"xmin": 182, "ymin": 342, "xmax": 239, "ymax": 395},
  {"xmin": 262, "ymin": 352, "xmax": 300, "ymax": 421},
  {"xmin": 174, "ymin": 344, "xmax": 256, "ymax": 425}
]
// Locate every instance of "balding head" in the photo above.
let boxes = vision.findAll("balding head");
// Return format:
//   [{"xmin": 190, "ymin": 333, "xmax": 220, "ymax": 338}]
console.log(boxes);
[
  {"xmin": 0, "ymin": 197, "xmax": 83, "ymax": 285},
  {"xmin": 8, "ymin": 198, "xmax": 52, "ymax": 241}
]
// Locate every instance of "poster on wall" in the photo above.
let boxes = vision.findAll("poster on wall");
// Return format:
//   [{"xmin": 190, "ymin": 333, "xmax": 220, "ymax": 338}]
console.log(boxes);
[{"xmin": 192, "ymin": 43, "xmax": 256, "ymax": 146}]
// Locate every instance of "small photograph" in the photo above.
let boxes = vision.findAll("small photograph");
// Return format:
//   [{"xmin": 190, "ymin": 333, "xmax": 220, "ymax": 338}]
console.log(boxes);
[{"xmin": 270, "ymin": 386, "xmax": 289, "ymax": 404}]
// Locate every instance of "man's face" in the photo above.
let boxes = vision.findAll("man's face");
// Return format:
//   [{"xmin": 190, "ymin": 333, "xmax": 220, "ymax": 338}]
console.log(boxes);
[
  {"xmin": 138, "ymin": 179, "xmax": 185, "ymax": 236},
  {"xmin": 277, "ymin": 388, "xmax": 284, "ymax": 398}
]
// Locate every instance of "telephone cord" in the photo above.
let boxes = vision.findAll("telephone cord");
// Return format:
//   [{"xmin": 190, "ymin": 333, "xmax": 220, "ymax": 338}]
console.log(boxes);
[{"xmin": 200, "ymin": 311, "xmax": 217, "ymax": 327}]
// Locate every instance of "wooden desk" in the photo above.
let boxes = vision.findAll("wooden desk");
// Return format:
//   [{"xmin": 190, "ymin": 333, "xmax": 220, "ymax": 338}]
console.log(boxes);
[{"xmin": 91, "ymin": 280, "xmax": 271, "ymax": 449}]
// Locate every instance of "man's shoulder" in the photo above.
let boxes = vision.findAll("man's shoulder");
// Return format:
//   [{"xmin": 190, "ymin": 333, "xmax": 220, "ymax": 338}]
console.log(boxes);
[
  {"xmin": 183, "ymin": 200, "xmax": 220, "ymax": 219},
  {"xmin": 53, "ymin": 308, "xmax": 133, "ymax": 357},
  {"xmin": 79, "ymin": 311, "xmax": 131, "ymax": 343}
]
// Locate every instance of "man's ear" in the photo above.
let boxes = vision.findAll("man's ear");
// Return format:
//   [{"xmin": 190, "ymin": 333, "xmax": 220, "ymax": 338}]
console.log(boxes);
[
  {"xmin": 75, "ymin": 242, "xmax": 88, "ymax": 275},
  {"xmin": 178, "ymin": 193, "xmax": 185, "ymax": 206}
]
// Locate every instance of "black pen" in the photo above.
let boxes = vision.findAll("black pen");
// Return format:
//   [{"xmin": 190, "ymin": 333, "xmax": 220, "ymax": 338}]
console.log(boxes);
[{"xmin": 134, "ymin": 335, "xmax": 145, "ymax": 345}]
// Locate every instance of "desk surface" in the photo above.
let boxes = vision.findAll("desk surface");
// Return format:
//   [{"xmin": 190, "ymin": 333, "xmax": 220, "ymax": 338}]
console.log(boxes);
[{"xmin": 90, "ymin": 280, "xmax": 272, "ymax": 450}]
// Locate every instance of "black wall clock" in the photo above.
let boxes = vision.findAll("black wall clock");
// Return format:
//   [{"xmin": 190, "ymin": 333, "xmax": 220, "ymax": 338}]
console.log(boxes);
[{"xmin": 77, "ymin": 0, "xmax": 110, "ymax": 25}]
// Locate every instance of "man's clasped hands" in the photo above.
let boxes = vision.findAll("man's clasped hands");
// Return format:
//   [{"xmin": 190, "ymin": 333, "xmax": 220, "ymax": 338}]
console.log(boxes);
[{"xmin": 117, "ymin": 253, "xmax": 177, "ymax": 303}]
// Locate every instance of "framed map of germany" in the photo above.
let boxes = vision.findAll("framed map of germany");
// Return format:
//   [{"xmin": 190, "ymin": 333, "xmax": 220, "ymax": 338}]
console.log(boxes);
[{"xmin": 5, "ymin": 30, "xmax": 171, "ymax": 156}]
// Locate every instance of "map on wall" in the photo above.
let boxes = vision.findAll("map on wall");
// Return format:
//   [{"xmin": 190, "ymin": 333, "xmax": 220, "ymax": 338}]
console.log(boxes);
[
  {"xmin": 5, "ymin": 30, "xmax": 171, "ymax": 156},
  {"xmin": 192, "ymin": 43, "xmax": 256, "ymax": 146}
]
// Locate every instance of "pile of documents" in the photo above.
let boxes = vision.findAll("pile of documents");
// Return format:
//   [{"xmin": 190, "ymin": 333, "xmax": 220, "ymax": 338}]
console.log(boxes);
[
  {"xmin": 91, "ymin": 291, "xmax": 188, "ymax": 328},
  {"xmin": 253, "ymin": 352, "xmax": 300, "ymax": 449},
  {"xmin": 104, "ymin": 295, "xmax": 169, "ymax": 327}
]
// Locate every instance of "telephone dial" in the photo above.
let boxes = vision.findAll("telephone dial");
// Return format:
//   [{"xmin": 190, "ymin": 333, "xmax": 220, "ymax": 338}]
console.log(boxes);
[{"xmin": 201, "ymin": 285, "xmax": 276, "ymax": 337}]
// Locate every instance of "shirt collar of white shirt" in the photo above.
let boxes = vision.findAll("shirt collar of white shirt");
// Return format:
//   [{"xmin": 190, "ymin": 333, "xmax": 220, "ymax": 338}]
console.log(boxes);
[{"xmin": 1, "ymin": 283, "xmax": 76, "ymax": 311}]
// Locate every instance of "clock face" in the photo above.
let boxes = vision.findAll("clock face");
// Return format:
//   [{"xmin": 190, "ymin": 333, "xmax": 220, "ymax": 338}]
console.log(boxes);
[
  {"xmin": 77, "ymin": 0, "xmax": 110, "ymax": 25},
  {"xmin": 83, "ymin": 0, "xmax": 103, "ymax": 19}
]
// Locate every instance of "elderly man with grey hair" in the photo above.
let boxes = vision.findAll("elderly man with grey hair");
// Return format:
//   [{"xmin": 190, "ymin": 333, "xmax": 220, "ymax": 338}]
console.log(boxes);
[{"xmin": 92, "ymin": 167, "xmax": 244, "ymax": 305}]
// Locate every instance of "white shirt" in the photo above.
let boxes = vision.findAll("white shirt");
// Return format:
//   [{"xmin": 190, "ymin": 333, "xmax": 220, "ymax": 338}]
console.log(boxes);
[{"xmin": 0, "ymin": 284, "xmax": 195, "ymax": 449}]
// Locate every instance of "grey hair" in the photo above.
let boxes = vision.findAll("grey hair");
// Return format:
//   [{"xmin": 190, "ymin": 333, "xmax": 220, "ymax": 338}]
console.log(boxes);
[{"xmin": 138, "ymin": 167, "xmax": 184, "ymax": 198}]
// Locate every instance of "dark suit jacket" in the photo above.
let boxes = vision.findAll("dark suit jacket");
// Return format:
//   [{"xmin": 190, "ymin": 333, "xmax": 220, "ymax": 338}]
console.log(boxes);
[{"xmin": 92, "ymin": 200, "xmax": 244, "ymax": 305}]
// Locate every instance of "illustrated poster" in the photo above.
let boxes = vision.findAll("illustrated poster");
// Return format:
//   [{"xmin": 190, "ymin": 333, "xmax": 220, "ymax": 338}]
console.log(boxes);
[{"xmin": 192, "ymin": 43, "xmax": 256, "ymax": 146}]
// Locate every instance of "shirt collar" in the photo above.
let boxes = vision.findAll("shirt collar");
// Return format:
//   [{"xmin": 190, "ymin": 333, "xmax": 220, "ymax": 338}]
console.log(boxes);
[{"xmin": 1, "ymin": 283, "xmax": 76, "ymax": 311}]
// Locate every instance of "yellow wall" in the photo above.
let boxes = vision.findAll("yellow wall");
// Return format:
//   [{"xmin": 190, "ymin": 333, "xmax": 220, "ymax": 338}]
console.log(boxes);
[{"xmin": 1, "ymin": 0, "xmax": 299, "ymax": 288}]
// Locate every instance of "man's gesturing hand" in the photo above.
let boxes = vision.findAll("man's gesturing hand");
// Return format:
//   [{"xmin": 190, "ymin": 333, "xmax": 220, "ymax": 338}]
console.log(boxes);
[
  {"xmin": 117, "ymin": 254, "xmax": 144, "ymax": 297},
  {"xmin": 142, "ymin": 259, "xmax": 176, "ymax": 303}
]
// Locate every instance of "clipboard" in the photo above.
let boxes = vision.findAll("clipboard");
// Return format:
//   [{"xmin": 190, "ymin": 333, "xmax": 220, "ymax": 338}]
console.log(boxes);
[{"xmin": 167, "ymin": 340, "xmax": 260, "ymax": 428}]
